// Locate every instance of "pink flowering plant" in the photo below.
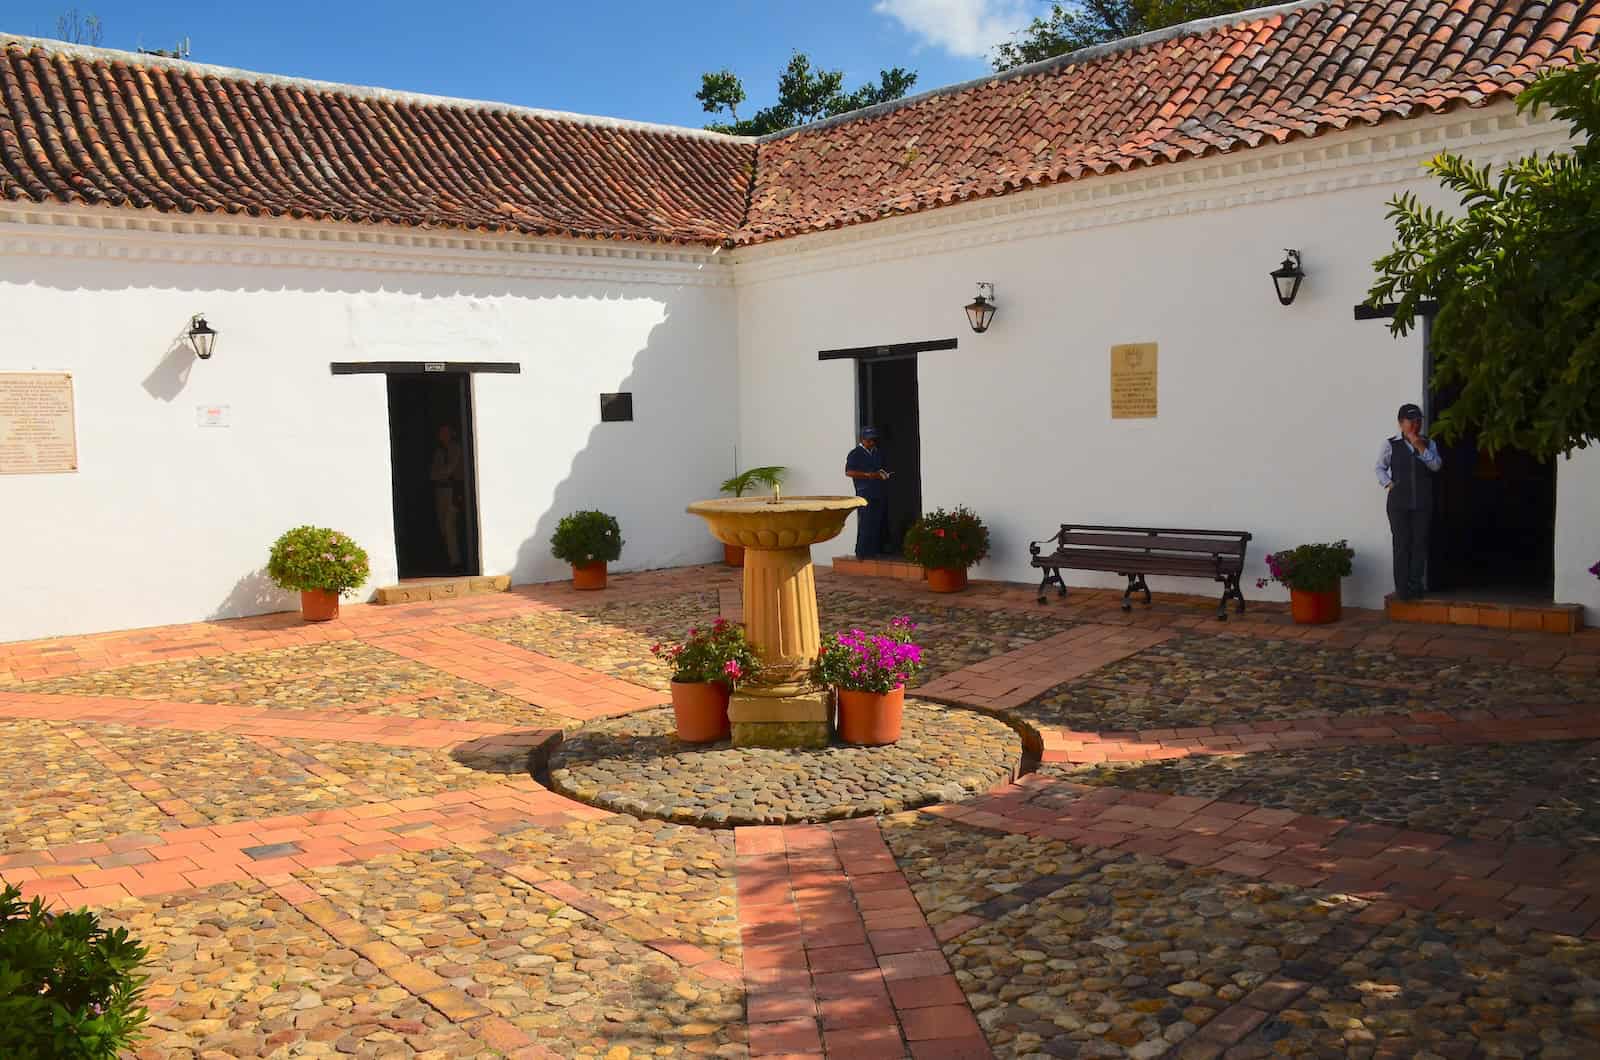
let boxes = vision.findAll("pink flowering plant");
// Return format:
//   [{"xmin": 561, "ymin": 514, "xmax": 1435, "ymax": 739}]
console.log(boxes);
[
  {"xmin": 810, "ymin": 617, "xmax": 925, "ymax": 694},
  {"xmin": 903, "ymin": 507, "xmax": 990, "ymax": 571},
  {"xmin": 651, "ymin": 619, "xmax": 759, "ymax": 689},
  {"xmin": 1591, "ymin": 561, "xmax": 1600, "ymax": 579},
  {"xmin": 266, "ymin": 526, "xmax": 371, "ymax": 597},
  {"xmin": 1256, "ymin": 540, "xmax": 1354, "ymax": 593}
]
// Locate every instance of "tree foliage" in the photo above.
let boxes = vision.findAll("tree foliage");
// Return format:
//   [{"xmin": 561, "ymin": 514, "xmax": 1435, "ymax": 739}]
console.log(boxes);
[
  {"xmin": 55, "ymin": 8, "xmax": 103, "ymax": 46},
  {"xmin": 992, "ymin": 0, "xmax": 1258, "ymax": 70},
  {"xmin": 1368, "ymin": 57, "xmax": 1600, "ymax": 459},
  {"xmin": 698, "ymin": 53, "xmax": 916, "ymax": 135}
]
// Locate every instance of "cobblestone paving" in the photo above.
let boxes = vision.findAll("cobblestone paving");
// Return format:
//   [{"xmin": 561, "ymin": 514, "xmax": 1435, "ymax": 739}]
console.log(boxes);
[
  {"xmin": 3, "ymin": 718, "xmax": 170, "ymax": 849},
  {"xmin": 1013, "ymin": 633, "xmax": 1595, "ymax": 733},
  {"xmin": 107, "ymin": 881, "xmax": 490, "ymax": 1058},
  {"xmin": 884, "ymin": 815, "xmax": 1369, "ymax": 1058},
  {"xmin": 306, "ymin": 847, "xmax": 747, "ymax": 1057},
  {"xmin": 1042, "ymin": 742, "xmax": 1600, "ymax": 848},
  {"xmin": 485, "ymin": 817, "xmax": 740, "ymax": 966},
  {"xmin": 549, "ymin": 701, "xmax": 1022, "ymax": 825},
  {"xmin": 1259, "ymin": 913, "xmax": 1600, "ymax": 1058}
]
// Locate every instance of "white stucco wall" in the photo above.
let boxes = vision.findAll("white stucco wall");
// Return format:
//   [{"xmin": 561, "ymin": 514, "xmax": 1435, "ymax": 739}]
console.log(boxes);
[
  {"xmin": 733, "ymin": 104, "xmax": 1600, "ymax": 617},
  {"xmin": 0, "ymin": 218, "xmax": 737, "ymax": 641}
]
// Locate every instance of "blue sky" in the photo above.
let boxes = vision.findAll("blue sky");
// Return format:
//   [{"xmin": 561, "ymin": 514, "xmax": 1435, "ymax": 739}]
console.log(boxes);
[{"xmin": 0, "ymin": 1, "xmax": 1049, "ymax": 128}]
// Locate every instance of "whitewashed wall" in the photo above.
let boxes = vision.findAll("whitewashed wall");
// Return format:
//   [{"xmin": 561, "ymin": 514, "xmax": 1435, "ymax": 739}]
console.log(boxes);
[
  {"xmin": 0, "ymin": 214, "xmax": 737, "ymax": 641},
  {"xmin": 733, "ymin": 103, "xmax": 1600, "ymax": 619}
]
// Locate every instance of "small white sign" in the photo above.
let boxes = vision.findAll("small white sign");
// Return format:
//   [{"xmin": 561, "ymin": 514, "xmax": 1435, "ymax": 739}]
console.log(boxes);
[
  {"xmin": 424, "ymin": 362, "xmax": 447, "ymax": 373},
  {"xmin": 195, "ymin": 404, "xmax": 231, "ymax": 428}
]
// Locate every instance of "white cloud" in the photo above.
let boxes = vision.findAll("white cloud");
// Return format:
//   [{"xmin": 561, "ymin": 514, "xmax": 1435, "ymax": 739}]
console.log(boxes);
[{"xmin": 873, "ymin": 0, "xmax": 1034, "ymax": 59}]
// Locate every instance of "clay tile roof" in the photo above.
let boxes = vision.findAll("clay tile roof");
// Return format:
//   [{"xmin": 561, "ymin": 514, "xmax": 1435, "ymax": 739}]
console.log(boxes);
[
  {"xmin": 0, "ymin": 36, "xmax": 755, "ymax": 245},
  {"xmin": 737, "ymin": 0, "xmax": 1600, "ymax": 244},
  {"xmin": 1, "ymin": 0, "xmax": 1596, "ymax": 248}
]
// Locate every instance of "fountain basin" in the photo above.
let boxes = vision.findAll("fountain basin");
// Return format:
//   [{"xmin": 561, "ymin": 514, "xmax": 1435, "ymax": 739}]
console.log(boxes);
[{"xmin": 686, "ymin": 496, "xmax": 865, "ymax": 550}]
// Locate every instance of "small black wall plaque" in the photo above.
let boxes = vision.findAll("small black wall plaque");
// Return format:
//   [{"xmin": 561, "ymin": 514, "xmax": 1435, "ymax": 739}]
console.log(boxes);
[{"xmin": 600, "ymin": 392, "xmax": 634, "ymax": 422}]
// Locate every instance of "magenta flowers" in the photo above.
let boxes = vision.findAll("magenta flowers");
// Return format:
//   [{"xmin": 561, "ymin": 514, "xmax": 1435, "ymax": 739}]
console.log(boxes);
[{"xmin": 811, "ymin": 616, "xmax": 926, "ymax": 693}]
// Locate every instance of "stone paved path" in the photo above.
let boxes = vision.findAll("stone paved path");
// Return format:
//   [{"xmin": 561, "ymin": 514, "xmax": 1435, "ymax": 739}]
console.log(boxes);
[{"xmin": 1, "ymin": 566, "xmax": 1598, "ymax": 1058}]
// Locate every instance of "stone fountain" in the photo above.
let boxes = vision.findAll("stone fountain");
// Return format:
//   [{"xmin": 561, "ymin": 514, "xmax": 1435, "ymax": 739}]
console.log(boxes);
[{"xmin": 687, "ymin": 494, "xmax": 865, "ymax": 748}]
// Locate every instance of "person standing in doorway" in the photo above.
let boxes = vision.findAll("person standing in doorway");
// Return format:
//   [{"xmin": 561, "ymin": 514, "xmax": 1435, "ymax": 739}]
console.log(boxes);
[
  {"xmin": 845, "ymin": 426, "xmax": 891, "ymax": 558},
  {"xmin": 430, "ymin": 424, "xmax": 464, "ymax": 569},
  {"xmin": 1376, "ymin": 403, "xmax": 1442, "ymax": 600}
]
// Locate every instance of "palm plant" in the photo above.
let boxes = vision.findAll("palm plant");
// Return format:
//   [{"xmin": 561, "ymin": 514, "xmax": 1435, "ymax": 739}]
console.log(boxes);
[{"xmin": 721, "ymin": 466, "xmax": 787, "ymax": 500}]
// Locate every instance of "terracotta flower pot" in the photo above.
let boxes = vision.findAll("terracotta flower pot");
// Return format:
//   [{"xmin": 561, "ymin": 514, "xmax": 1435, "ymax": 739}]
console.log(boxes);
[
  {"xmin": 572, "ymin": 561, "xmax": 607, "ymax": 590},
  {"xmin": 837, "ymin": 686, "xmax": 905, "ymax": 746},
  {"xmin": 671, "ymin": 680, "xmax": 731, "ymax": 743},
  {"xmin": 926, "ymin": 567, "xmax": 968, "ymax": 593},
  {"xmin": 300, "ymin": 589, "xmax": 339, "ymax": 622},
  {"xmin": 1290, "ymin": 586, "xmax": 1342, "ymax": 625},
  {"xmin": 724, "ymin": 543, "xmax": 745, "ymax": 568}
]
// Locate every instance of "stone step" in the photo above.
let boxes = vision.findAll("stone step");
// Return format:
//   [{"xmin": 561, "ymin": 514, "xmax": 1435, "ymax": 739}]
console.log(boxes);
[
  {"xmin": 373, "ymin": 574, "xmax": 511, "ymax": 605},
  {"xmin": 832, "ymin": 556, "xmax": 925, "ymax": 581},
  {"xmin": 1386, "ymin": 594, "xmax": 1582, "ymax": 634}
]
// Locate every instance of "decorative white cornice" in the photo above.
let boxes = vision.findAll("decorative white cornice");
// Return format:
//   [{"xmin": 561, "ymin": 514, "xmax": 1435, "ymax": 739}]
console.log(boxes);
[
  {"xmin": 0, "ymin": 202, "xmax": 734, "ymax": 288},
  {"xmin": 732, "ymin": 102, "xmax": 1572, "ymax": 286}
]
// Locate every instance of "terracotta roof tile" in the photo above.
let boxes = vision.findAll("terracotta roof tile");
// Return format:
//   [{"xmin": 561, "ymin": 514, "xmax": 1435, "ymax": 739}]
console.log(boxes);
[
  {"xmin": 738, "ymin": 0, "xmax": 1597, "ymax": 243},
  {"xmin": 0, "ymin": 0, "xmax": 1594, "ymax": 248},
  {"xmin": 0, "ymin": 38, "xmax": 754, "ymax": 244}
]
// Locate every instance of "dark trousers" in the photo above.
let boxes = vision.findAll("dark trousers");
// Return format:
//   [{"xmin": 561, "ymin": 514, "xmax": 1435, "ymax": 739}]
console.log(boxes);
[
  {"xmin": 1387, "ymin": 497, "xmax": 1431, "ymax": 599},
  {"xmin": 855, "ymin": 498, "xmax": 888, "ymax": 557}
]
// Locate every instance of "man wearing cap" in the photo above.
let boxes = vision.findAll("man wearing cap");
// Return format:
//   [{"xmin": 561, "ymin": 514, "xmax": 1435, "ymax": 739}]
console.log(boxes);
[
  {"xmin": 845, "ymin": 427, "xmax": 891, "ymax": 558},
  {"xmin": 1376, "ymin": 403, "xmax": 1443, "ymax": 600}
]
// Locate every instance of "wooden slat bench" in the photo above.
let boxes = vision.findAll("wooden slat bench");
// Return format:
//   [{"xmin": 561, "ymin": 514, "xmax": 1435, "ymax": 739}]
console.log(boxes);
[{"xmin": 1028, "ymin": 524, "xmax": 1252, "ymax": 620}]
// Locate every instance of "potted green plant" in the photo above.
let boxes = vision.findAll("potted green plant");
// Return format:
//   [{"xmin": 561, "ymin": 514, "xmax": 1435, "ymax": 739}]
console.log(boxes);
[
  {"xmin": 811, "ymin": 617, "xmax": 925, "ymax": 745},
  {"xmin": 550, "ymin": 510, "xmax": 623, "ymax": 590},
  {"xmin": 1257, "ymin": 540, "xmax": 1356, "ymax": 624},
  {"xmin": 651, "ymin": 618, "xmax": 760, "ymax": 742},
  {"xmin": 717, "ymin": 466, "xmax": 787, "ymax": 567},
  {"xmin": 0, "ymin": 883, "xmax": 150, "ymax": 1059},
  {"xmin": 903, "ymin": 507, "xmax": 991, "ymax": 592},
  {"xmin": 266, "ymin": 526, "xmax": 371, "ymax": 621}
]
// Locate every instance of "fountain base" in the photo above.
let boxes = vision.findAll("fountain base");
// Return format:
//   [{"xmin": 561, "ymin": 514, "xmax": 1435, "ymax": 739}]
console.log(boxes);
[{"xmin": 730, "ymin": 691, "xmax": 831, "ymax": 749}]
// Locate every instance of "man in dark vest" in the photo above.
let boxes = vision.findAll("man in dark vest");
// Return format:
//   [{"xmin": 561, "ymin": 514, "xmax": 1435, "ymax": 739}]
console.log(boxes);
[
  {"xmin": 845, "ymin": 426, "xmax": 891, "ymax": 558},
  {"xmin": 1376, "ymin": 403, "xmax": 1443, "ymax": 600}
]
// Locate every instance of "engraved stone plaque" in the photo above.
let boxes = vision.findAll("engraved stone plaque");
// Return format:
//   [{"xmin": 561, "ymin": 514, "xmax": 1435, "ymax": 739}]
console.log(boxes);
[
  {"xmin": 0, "ymin": 372, "xmax": 78, "ymax": 474},
  {"xmin": 1110, "ymin": 343, "xmax": 1158, "ymax": 419}
]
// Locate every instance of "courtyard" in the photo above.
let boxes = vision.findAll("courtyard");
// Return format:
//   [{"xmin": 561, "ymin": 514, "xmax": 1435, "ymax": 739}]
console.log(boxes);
[{"xmin": 2, "ymin": 566, "xmax": 1599, "ymax": 1059}]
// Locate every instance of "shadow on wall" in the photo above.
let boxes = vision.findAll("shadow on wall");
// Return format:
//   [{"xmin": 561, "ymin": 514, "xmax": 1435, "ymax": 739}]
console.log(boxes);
[
  {"xmin": 140, "ymin": 325, "xmax": 203, "ymax": 402},
  {"xmin": 511, "ymin": 287, "xmax": 733, "ymax": 587},
  {"xmin": 210, "ymin": 568, "xmax": 297, "ymax": 620}
]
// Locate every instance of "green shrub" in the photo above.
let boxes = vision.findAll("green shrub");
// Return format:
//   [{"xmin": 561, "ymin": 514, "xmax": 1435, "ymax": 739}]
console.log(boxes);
[
  {"xmin": 0, "ymin": 884, "xmax": 149, "ymax": 1059},
  {"xmin": 550, "ymin": 510, "xmax": 624, "ymax": 566},
  {"xmin": 266, "ymin": 526, "xmax": 371, "ymax": 596},
  {"xmin": 1256, "ymin": 540, "xmax": 1355, "ymax": 593},
  {"xmin": 902, "ymin": 507, "xmax": 991, "ymax": 571}
]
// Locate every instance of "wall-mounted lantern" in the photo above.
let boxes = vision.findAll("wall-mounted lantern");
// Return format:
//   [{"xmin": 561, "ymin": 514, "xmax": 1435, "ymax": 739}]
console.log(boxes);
[
  {"xmin": 187, "ymin": 314, "xmax": 218, "ymax": 360},
  {"xmin": 964, "ymin": 283, "xmax": 997, "ymax": 333},
  {"xmin": 1270, "ymin": 250, "xmax": 1305, "ymax": 306}
]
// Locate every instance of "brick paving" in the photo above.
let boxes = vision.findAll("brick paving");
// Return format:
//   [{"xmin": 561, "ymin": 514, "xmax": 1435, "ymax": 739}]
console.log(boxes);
[{"xmin": 0, "ymin": 566, "xmax": 1597, "ymax": 1057}]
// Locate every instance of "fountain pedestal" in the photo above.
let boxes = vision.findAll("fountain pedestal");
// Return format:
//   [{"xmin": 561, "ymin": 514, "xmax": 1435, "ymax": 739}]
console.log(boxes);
[{"xmin": 687, "ymin": 496, "xmax": 866, "ymax": 748}]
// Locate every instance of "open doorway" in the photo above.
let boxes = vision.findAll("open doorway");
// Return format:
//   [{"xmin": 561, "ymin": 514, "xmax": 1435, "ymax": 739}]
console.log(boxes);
[
  {"xmin": 386, "ymin": 374, "xmax": 480, "ymax": 579},
  {"xmin": 857, "ymin": 356, "xmax": 923, "ymax": 555},
  {"xmin": 1427, "ymin": 386, "xmax": 1555, "ymax": 599}
]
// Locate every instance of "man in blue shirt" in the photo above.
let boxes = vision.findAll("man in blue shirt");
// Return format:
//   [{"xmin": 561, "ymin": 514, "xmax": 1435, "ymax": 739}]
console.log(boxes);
[
  {"xmin": 845, "ymin": 427, "xmax": 891, "ymax": 558},
  {"xmin": 1376, "ymin": 403, "xmax": 1444, "ymax": 601}
]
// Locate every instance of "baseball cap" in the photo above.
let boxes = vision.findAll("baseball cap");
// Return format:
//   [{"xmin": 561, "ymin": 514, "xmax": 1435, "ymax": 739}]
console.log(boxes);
[
  {"xmin": 1397, "ymin": 403, "xmax": 1423, "ymax": 422},
  {"xmin": 859, "ymin": 426, "xmax": 880, "ymax": 439}
]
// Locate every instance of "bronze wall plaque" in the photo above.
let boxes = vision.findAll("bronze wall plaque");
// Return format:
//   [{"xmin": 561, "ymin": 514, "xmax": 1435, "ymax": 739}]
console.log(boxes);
[
  {"xmin": 1110, "ymin": 343, "xmax": 1158, "ymax": 419},
  {"xmin": 0, "ymin": 372, "xmax": 78, "ymax": 474}
]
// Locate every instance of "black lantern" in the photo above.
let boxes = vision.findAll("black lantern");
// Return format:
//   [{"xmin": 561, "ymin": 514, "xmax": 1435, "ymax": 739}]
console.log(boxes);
[
  {"xmin": 187, "ymin": 314, "xmax": 218, "ymax": 360},
  {"xmin": 964, "ymin": 282, "xmax": 997, "ymax": 333},
  {"xmin": 1270, "ymin": 250, "xmax": 1305, "ymax": 306}
]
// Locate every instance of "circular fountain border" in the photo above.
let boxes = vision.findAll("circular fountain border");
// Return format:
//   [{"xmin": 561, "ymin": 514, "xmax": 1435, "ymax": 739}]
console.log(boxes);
[{"xmin": 544, "ymin": 698, "xmax": 1028, "ymax": 828}]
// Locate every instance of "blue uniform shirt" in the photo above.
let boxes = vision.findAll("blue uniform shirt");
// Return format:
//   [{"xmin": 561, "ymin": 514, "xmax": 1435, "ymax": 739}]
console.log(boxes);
[{"xmin": 846, "ymin": 444, "xmax": 885, "ymax": 499}]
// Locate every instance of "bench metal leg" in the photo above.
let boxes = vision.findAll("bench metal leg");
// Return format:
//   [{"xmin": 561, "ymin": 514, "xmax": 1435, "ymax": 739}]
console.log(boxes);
[
  {"xmin": 1036, "ymin": 567, "xmax": 1068, "ymax": 605},
  {"xmin": 1217, "ymin": 573, "xmax": 1246, "ymax": 621},
  {"xmin": 1122, "ymin": 574, "xmax": 1150, "ymax": 612}
]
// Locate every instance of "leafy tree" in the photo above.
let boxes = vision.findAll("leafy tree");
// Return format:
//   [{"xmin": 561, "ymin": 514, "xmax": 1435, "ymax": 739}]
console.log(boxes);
[
  {"xmin": 993, "ymin": 0, "xmax": 1260, "ymax": 70},
  {"xmin": 1367, "ymin": 58, "xmax": 1600, "ymax": 459},
  {"xmin": 698, "ymin": 53, "xmax": 916, "ymax": 135}
]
